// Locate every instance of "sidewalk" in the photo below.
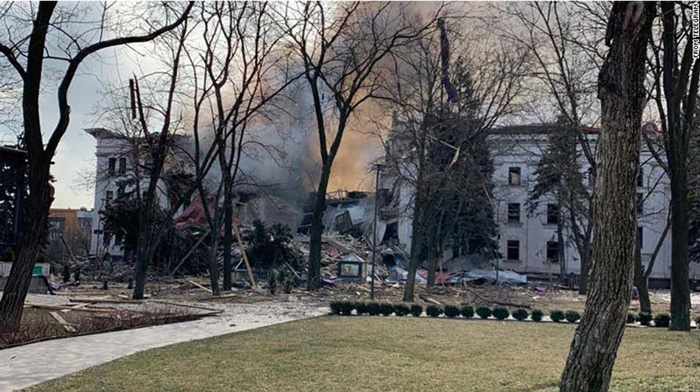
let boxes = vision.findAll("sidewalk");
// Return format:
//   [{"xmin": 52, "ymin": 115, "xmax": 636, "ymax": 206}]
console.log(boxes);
[{"xmin": 0, "ymin": 300, "xmax": 327, "ymax": 392}]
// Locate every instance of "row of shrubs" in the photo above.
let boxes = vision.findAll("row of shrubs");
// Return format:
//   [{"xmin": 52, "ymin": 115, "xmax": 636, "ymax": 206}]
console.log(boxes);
[
  {"xmin": 330, "ymin": 301, "xmax": 584, "ymax": 323},
  {"xmin": 627, "ymin": 312, "xmax": 674, "ymax": 328}
]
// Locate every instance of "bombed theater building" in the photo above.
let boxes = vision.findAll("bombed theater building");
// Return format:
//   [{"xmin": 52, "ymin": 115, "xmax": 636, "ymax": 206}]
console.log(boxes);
[{"xmin": 86, "ymin": 96, "xmax": 700, "ymax": 288}]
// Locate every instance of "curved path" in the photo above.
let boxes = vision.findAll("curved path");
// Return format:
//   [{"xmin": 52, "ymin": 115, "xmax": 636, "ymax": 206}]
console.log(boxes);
[{"xmin": 0, "ymin": 300, "xmax": 326, "ymax": 392}]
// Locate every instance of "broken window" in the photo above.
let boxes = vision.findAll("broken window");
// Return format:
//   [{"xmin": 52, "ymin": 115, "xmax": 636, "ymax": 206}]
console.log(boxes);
[
  {"xmin": 507, "ymin": 240, "xmax": 520, "ymax": 260},
  {"xmin": 547, "ymin": 203, "xmax": 558, "ymax": 225},
  {"xmin": 108, "ymin": 158, "xmax": 116, "ymax": 176},
  {"xmin": 508, "ymin": 167, "xmax": 521, "ymax": 185},
  {"xmin": 105, "ymin": 190, "xmax": 113, "ymax": 205},
  {"xmin": 546, "ymin": 241, "xmax": 559, "ymax": 263},
  {"xmin": 507, "ymin": 203, "xmax": 520, "ymax": 223}
]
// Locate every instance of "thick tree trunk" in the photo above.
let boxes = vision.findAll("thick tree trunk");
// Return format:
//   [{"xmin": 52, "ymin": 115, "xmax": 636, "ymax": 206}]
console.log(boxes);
[
  {"xmin": 307, "ymin": 164, "xmax": 332, "ymax": 291},
  {"xmin": 0, "ymin": 2, "xmax": 56, "ymax": 332},
  {"xmin": 633, "ymin": 242, "xmax": 651, "ymax": 313},
  {"xmin": 669, "ymin": 174, "xmax": 691, "ymax": 330},
  {"xmin": 0, "ymin": 161, "xmax": 52, "ymax": 332},
  {"xmin": 559, "ymin": 3, "xmax": 654, "ymax": 392}
]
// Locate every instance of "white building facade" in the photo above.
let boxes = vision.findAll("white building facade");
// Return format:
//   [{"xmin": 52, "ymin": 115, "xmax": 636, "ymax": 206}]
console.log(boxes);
[{"xmin": 379, "ymin": 124, "xmax": 700, "ymax": 285}]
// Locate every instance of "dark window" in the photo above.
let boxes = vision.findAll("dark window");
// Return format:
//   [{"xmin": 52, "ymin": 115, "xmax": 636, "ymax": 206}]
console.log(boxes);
[
  {"xmin": 547, "ymin": 204, "xmax": 558, "ymax": 225},
  {"xmin": 547, "ymin": 241, "xmax": 559, "ymax": 263},
  {"xmin": 105, "ymin": 190, "xmax": 113, "ymax": 204},
  {"xmin": 637, "ymin": 226, "xmax": 643, "ymax": 250},
  {"xmin": 103, "ymin": 231, "xmax": 112, "ymax": 246},
  {"xmin": 507, "ymin": 240, "xmax": 520, "ymax": 260},
  {"xmin": 508, "ymin": 167, "xmax": 521, "ymax": 185},
  {"xmin": 118, "ymin": 157, "xmax": 127, "ymax": 174},
  {"xmin": 636, "ymin": 192, "xmax": 644, "ymax": 215},
  {"xmin": 108, "ymin": 158, "xmax": 116, "ymax": 176},
  {"xmin": 508, "ymin": 203, "xmax": 521, "ymax": 223},
  {"xmin": 637, "ymin": 167, "xmax": 644, "ymax": 187}
]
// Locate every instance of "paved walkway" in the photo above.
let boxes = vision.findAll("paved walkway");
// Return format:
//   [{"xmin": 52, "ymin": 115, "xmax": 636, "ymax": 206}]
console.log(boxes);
[{"xmin": 0, "ymin": 300, "xmax": 327, "ymax": 392}]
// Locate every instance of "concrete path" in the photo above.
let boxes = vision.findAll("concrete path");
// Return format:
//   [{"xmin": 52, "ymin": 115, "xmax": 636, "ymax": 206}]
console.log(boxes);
[{"xmin": 0, "ymin": 300, "xmax": 327, "ymax": 392}]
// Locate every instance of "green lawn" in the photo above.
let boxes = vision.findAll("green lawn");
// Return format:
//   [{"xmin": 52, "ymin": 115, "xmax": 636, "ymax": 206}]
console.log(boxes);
[{"xmin": 28, "ymin": 317, "xmax": 700, "ymax": 392}]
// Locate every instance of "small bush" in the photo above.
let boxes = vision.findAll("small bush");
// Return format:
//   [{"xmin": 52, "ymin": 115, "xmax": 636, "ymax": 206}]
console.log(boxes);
[
  {"xmin": 476, "ymin": 306, "xmax": 492, "ymax": 319},
  {"xmin": 627, "ymin": 313, "xmax": 637, "ymax": 324},
  {"xmin": 426, "ymin": 305, "xmax": 443, "ymax": 318},
  {"xmin": 394, "ymin": 304, "xmax": 410, "ymax": 317},
  {"xmin": 329, "ymin": 301, "xmax": 342, "ymax": 315},
  {"xmin": 460, "ymin": 305, "xmax": 474, "ymax": 319},
  {"xmin": 653, "ymin": 313, "xmax": 670, "ymax": 328},
  {"xmin": 565, "ymin": 310, "xmax": 581, "ymax": 323},
  {"xmin": 512, "ymin": 308, "xmax": 529, "ymax": 321},
  {"xmin": 444, "ymin": 305, "xmax": 460, "ymax": 318},
  {"xmin": 354, "ymin": 302, "xmax": 369, "ymax": 316},
  {"xmin": 367, "ymin": 302, "xmax": 382, "ymax": 316},
  {"xmin": 379, "ymin": 303, "xmax": 394, "ymax": 316},
  {"xmin": 410, "ymin": 304, "xmax": 423, "ymax": 317},
  {"xmin": 550, "ymin": 310, "xmax": 565, "ymax": 323},
  {"xmin": 492, "ymin": 307, "xmax": 510, "ymax": 321},
  {"xmin": 338, "ymin": 301, "xmax": 354, "ymax": 316},
  {"xmin": 637, "ymin": 312, "xmax": 652, "ymax": 326},
  {"xmin": 530, "ymin": 309, "xmax": 543, "ymax": 322}
]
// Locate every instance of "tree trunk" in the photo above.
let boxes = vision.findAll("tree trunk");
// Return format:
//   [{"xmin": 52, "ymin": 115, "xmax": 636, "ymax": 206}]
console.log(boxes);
[
  {"xmin": 633, "ymin": 241, "xmax": 651, "ymax": 313},
  {"xmin": 0, "ymin": 2, "xmax": 56, "ymax": 332},
  {"xmin": 403, "ymin": 178, "xmax": 427, "ymax": 302},
  {"xmin": 669, "ymin": 173, "xmax": 691, "ymax": 330},
  {"xmin": 557, "ymin": 197, "xmax": 566, "ymax": 282},
  {"xmin": 208, "ymin": 234, "xmax": 220, "ymax": 296},
  {"xmin": 578, "ymin": 246, "xmax": 590, "ymax": 295},
  {"xmin": 222, "ymin": 174, "xmax": 233, "ymax": 291},
  {"xmin": 0, "ymin": 161, "xmax": 52, "ymax": 332},
  {"xmin": 559, "ymin": 3, "xmax": 654, "ymax": 392},
  {"xmin": 307, "ymin": 164, "xmax": 332, "ymax": 291}
]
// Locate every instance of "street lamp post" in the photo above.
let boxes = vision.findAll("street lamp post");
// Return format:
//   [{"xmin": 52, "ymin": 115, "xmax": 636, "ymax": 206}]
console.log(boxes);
[{"xmin": 370, "ymin": 163, "xmax": 384, "ymax": 300}]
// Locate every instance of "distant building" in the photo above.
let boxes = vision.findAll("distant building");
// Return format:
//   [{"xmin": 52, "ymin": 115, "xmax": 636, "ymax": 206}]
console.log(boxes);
[
  {"xmin": 45, "ymin": 207, "xmax": 93, "ymax": 264},
  {"xmin": 379, "ymin": 122, "xmax": 700, "ymax": 285},
  {"xmin": 85, "ymin": 128, "xmax": 191, "ymax": 260}
]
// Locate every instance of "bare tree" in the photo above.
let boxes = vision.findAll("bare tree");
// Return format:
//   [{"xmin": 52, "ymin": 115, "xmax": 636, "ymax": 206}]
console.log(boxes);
[
  {"xmin": 190, "ymin": 2, "xmax": 299, "ymax": 294},
  {"xmin": 559, "ymin": 3, "xmax": 654, "ymax": 391},
  {"xmin": 645, "ymin": 1, "xmax": 700, "ymax": 331},
  {"xmin": 494, "ymin": 2, "xmax": 608, "ymax": 294},
  {"xmin": 280, "ymin": 2, "xmax": 442, "ymax": 290},
  {"xmin": 0, "ymin": 1, "xmax": 192, "ymax": 331}
]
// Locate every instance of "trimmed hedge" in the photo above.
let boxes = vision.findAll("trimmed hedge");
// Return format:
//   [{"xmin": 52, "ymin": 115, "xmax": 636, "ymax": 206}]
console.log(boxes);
[
  {"xmin": 627, "ymin": 313, "xmax": 637, "ymax": 324},
  {"xmin": 330, "ymin": 301, "xmax": 342, "ymax": 315},
  {"xmin": 653, "ymin": 313, "xmax": 670, "ymax": 328},
  {"xmin": 379, "ymin": 303, "xmax": 394, "ymax": 316},
  {"xmin": 476, "ymin": 306, "xmax": 492, "ymax": 319},
  {"xmin": 492, "ymin": 307, "xmax": 510, "ymax": 321},
  {"xmin": 565, "ymin": 310, "xmax": 581, "ymax": 323},
  {"xmin": 550, "ymin": 310, "xmax": 565, "ymax": 323},
  {"xmin": 410, "ymin": 304, "xmax": 423, "ymax": 317},
  {"xmin": 637, "ymin": 312, "xmax": 652, "ymax": 326},
  {"xmin": 394, "ymin": 304, "xmax": 410, "ymax": 317},
  {"xmin": 444, "ymin": 305, "xmax": 460, "ymax": 318},
  {"xmin": 426, "ymin": 305, "xmax": 443, "ymax": 318},
  {"xmin": 367, "ymin": 302, "xmax": 382, "ymax": 316},
  {"xmin": 531, "ymin": 309, "xmax": 543, "ymax": 322},
  {"xmin": 460, "ymin": 305, "xmax": 474, "ymax": 319},
  {"xmin": 512, "ymin": 308, "xmax": 529, "ymax": 321}
]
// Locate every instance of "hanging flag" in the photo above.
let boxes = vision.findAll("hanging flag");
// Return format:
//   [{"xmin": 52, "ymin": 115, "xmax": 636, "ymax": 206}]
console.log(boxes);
[{"xmin": 438, "ymin": 18, "xmax": 458, "ymax": 104}]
